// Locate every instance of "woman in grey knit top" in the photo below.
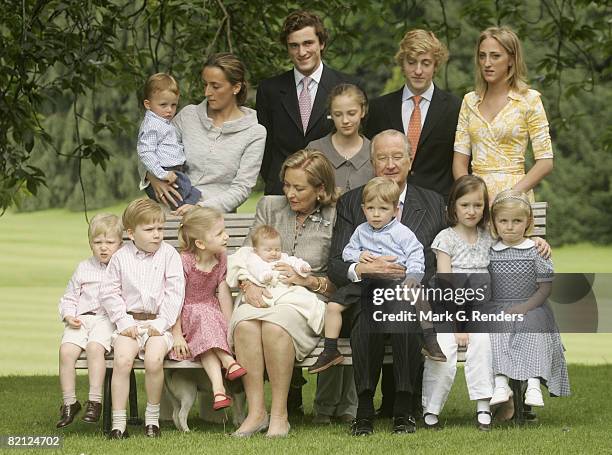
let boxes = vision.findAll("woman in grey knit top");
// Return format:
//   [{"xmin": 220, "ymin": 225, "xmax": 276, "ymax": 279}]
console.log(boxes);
[{"xmin": 148, "ymin": 52, "xmax": 266, "ymax": 214}]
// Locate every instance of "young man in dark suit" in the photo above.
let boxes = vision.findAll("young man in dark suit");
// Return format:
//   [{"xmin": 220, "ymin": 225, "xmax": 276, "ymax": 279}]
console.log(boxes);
[
  {"xmin": 327, "ymin": 130, "xmax": 447, "ymax": 436},
  {"xmin": 256, "ymin": 10, "xmax": 356, "ymax": 195},
  {"xmin": 364, "ymin": 29, "xmax": 461, "ymax": 201}
]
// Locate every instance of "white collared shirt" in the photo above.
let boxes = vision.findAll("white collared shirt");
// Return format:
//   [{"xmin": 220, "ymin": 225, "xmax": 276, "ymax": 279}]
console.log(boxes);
[
  {"xmin": 491, "ymin": 238, "xmax": 535, "ymax": 251},
  {"xmin": 401, "ymin": 83, "xmax": 435, "ymax": 132},
  {"xmin": 348, "ymin": 183, "xmax": 410, "ymax": 282},
  {"xmin": 294, "ymin": 63, "xmax": 324, "ymax": 109}
]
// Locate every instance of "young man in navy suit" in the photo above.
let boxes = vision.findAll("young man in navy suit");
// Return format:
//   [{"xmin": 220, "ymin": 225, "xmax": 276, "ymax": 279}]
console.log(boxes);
[{"xmin": 256, "ymin": 10, "xmax": 356, "ymax": 195}]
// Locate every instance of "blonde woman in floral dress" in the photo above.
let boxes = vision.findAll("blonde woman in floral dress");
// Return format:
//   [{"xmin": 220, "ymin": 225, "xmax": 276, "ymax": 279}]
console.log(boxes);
[{"xmin": 452, "ymin": 27, "xmax": 553, "ymax": 203}]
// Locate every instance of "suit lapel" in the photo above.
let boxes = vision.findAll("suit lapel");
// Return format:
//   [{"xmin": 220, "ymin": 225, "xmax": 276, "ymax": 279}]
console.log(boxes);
[
  {"xmin": 401, "ymin": 184, "xmax": 425, "ymax": 233},
  {"xmin": 280, "ymin": 71, "xmax": 303, "ymax": 133},
  {"xmin": 418, "ymin": 84, "xmax": 446, "ymax": 149},
  {"xmin": 389, "ymin": 89, "xmax": 404, "ymax": 132}
]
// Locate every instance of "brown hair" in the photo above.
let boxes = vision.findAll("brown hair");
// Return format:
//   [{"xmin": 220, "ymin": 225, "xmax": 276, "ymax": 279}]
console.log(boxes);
[
  {"xmin": 446, "ymin": 175, "xmax": 490, "ymax": 229},
  {"xmin": 395, "ymin": 29, "xmax": 449, "ymax": 71},
  {"xmin": 490, "ymin": 189, "xmax": 534, "ymax": 238},
  {"xmin": 88, "ymin": 213, "xmax": 123, "ymax": 243},
  {"xmin": 362, "ymin": 177, "xmax": 401, "ymax": 206},
  {"xmin": 178, "ymin": 206, "xmax": 224, "ymax": 254},
  {"xmin": 251, "ymin": 225, "xmax": 281, "ymax": 248},
  {"xmin": 122, "ymin": 198, "xmax": 165, "ymax": 231},
  {"xmin": 327, "ymin": 83, "xmax": 369, "ymax": 118},
  {"xmin": 279, "ymin": 149, "xmax": 340, "ymax": 206},
  {"xmin": 203, "ymin": 52, "xmax": 248, "ymax": 105},
  {"xmin": 475, "ymin": 26, "xmax": 529, "ymax": 97},
  {"xmin": 144, "ymin": 73, "xmax": 179, "ymax": 100},
  {"xmin": 280, "ymin": 10, "xmax": 328, "ymax": 50}
]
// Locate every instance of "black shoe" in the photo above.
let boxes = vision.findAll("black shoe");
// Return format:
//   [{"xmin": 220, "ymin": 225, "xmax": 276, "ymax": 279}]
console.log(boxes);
[
  {"xmin": 422, "ymin": 334, "xmax": 447, "ymax": 362},
  {"xmin": 82, "ymin": 400, "xmax": 102, "ymax": 423},
  {"xmin": 144, "ymin": 424, "xmax": 160, "ymax": 438},
  {"xmin": 307, "ymin": 348, "xmax": 344, "ymax": 374},
  {"xmin": 375, "ymin": 404, "xmax": 393, "ymax": 419},
  {"xmin": 351, "ymin": 417, "xmax": 374, "ymax": 436},
  {"xmin": 393, "ymin": 415, "xmax": 416, "ymax": 434},
  {"xmin": 423, "ymin": 412, "xmax": 441, "ymax": 430},
  {"xmin": 287, "ymin": 388, "xmax": 304, "ymax": 418},
  {"xmin": 56, "ymin": 401, "xmax": 81, "ymax": 428},
  {"xmin": 476, "ymin": 411, "xmax": 492, "ymax": 431},
  {"xmin": 107, "ymin": 429, "xmax": 129, "ymax": 439}
]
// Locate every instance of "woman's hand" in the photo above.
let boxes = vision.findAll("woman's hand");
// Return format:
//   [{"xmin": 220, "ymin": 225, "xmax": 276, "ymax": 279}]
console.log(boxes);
[
  {"xmin": 172, "ymin": 334, "xmax": 191, "ymax": 359},
  {"xmin": 276, "ymin": 262, "xmax": 310, "ymax": 287},
  {"xmin": 242, "ymin": 281, "xmax": 271, "ymax": 308},
  {"xmin": 147, "ymin": 172, "xmax": 182, "ymax": 208},
  {"xmin": 532, "ymin": 237, "xmax": 551, "ymax": 259}
]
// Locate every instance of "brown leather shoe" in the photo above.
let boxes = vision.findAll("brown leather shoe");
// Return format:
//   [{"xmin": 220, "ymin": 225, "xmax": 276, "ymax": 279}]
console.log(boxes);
[
  {"xmin": 307, "ymin": 348, "xmax": 344, "ymax": 374},
  {"xmin": 421, "ymin": 334, "xmax": 447, "ymax": 362},
  {"xmin": 56, "ymin": 401, "xmax": 81, "ymax": 428},
  {"xmin": 144, "ymin": 424, "xmax": 160, "ymax": 438},
  {"xmin": 82, "ymin": 400, "xmax": 102, "ymax": 423},
  {"xmin": 107, "ymin": 429, "xmax": 129, "ymax": 439}
]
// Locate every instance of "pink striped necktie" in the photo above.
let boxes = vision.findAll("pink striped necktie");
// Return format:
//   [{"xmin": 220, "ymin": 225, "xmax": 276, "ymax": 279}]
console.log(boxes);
[
  {"xmin": 396, "ymin": 200, "xmax": 404, "ymax": 222},
  {"xmin": 298, "ymin": 76, "xmax": 312, "ymax": 134}
]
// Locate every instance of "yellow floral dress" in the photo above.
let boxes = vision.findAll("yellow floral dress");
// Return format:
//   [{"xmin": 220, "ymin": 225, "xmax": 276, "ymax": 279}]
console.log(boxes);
[{"xmin": 454, "ymin": 89, "xmax": 553, "ymax": 202}]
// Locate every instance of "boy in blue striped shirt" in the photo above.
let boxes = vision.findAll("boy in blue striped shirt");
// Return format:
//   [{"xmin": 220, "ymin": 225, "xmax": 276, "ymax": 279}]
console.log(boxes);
[{"xmin": 138, "ymin": 73, "xmax": 201, "ymax": 207}]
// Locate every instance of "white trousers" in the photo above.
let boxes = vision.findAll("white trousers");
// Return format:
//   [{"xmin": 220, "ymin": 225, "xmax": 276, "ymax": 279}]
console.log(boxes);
[{"xmin": 422, "ymin": 332, "xmax": 494, "ymax": 415}]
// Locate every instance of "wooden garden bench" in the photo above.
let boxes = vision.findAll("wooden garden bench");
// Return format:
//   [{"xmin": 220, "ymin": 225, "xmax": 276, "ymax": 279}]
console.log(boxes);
[{"xmin": 76, "ymin": 202, "xmax": 547, "ymax": 432}]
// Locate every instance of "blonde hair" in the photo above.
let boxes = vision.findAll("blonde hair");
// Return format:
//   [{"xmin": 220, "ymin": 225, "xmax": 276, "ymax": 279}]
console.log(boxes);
[
  {"xmin": 475, "ymin": 26, "xmax": 529, "ymax": 97},
  {"xmin": 279, "ymin": 149, "xmax": 340, "ymax": 206},
  {"xmin": 395, "ymin": 29, "xmax": 449, "ymax": 71},
  {"xmin": 490, "ymin": 189, "xmax": 533, "ymax": 238},
  {"xmin": 178, "ymin": 206, "xmax": 224, "ymax": 254},
  {"xmin": 122, "ymin": 198, "xmax": 165, "ymax": 231},
  {"xmin": 88, "ymin": 213, "xmax": 123, "ymax": 243},
  {"xmin": 144, "ymin": 73, "xmax": 179, "ymax": 99},
  {"xmin": 327, "ymin": 83, "xmax": 369, "ymax": 118},
  {"xmin": 362, "ymin": 177, "xmax": 401, "ymax": 206},
  {"xmin": 251, "ymin": 225, "xmax": 281, "ymax": 248}
]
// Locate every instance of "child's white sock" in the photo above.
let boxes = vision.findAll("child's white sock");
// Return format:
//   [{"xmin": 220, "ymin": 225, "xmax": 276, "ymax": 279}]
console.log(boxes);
[
  {"xmin": 62, "ymin": 391, "xmax": 77, "ymax": 406},
  {"xmin": 424, "ymin": 413, "xmax": 439, "ymax": 425},
  {"xmin": 111, "ymin": 410, "xmax": 127, "ymax": 432},
  {"xmin": 494, "ymin": 374, "xmax": 509, "ymax": 389},
  {"xmin": 476, "ymin": 400, "xmax": 491, "ymax": 424},
  {"xmin": 527, "ymin": 377, "xmax": 541, "ymax": 389},
  {"xmin": 145, "ymin": 402, "xmax": 160, "ymax": 427},
  {"xmin": 88, "ymin": 392, "xmax": 102, "ymax": 403}
]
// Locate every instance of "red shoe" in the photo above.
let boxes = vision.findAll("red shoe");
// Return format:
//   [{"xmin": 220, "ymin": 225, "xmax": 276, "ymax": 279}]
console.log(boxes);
[
  {"xmin": 225, "ymin": 362, "xmax": 247, "ymax": 381},
  {"xmin": 213, "ymin": 392, "xmax": 232, "ymax": 410}
]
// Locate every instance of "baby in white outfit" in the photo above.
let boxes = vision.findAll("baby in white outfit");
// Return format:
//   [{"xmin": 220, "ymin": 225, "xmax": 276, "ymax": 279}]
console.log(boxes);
[{"xmin": 246, "ymin": 225, "xmax": 311, "ymax": 286}]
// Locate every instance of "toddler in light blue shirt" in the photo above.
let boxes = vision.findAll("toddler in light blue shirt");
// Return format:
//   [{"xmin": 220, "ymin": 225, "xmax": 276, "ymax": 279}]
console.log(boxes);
[
  {"xmin": 309, "ymin": 177, "xmax": 444, "ymax": 374},
  {"xmin": 138, "ymin": 73, "xmax": 201, "ymax": 207}
]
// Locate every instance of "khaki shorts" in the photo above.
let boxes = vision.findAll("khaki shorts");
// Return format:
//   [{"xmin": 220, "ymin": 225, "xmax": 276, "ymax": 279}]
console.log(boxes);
[
  {"xmin": 61, "ymin": 313, "xmax": 114, "ymax": 353},
  {"xmin": 111, "ymin": 320, "xmax": 174, "ymax": 360}
]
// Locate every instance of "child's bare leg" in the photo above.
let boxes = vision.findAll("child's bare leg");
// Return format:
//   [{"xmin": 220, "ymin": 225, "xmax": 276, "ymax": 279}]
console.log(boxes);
[
  {"xmin": 308, "ymin": 302, "xmax": 346, "ymax": 374},
  {"xmin": 143, "ymin": 336, "xmax": 168, "ymax": 405},
  {"xmin": 199, "ymin": 350, "xmax": 226, "ymax": 402},
  {"xmin": 59, "ymin": 343, "xmax": 83, "ymax": 405},
  {"xmin": 217, "ymin": 349, "xmax": 244, "ymax": 377},
  {"xmin": 324, "ymin": 302, "xmax": 345, "ymax": 339},
  {"xmin": 143, "ymin": 336, "xmax": 169, "ymax": 432},
  {"xmin": 110, "ymin": 335, "xmax": 139, "ymax": 434},
  {"xmin": 85, "ymin": 342, "xmax": 106, "ymax": 403}
]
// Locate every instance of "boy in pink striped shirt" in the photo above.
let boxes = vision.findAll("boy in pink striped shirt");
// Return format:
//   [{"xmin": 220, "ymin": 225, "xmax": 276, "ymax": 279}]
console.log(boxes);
[
  {"xmin": 57, "ymin": 213, "xmax": 123, "ymax": 429},
  {"xmin": 100, "ymin": 198, "xmax": 185, "ymax": 439}
]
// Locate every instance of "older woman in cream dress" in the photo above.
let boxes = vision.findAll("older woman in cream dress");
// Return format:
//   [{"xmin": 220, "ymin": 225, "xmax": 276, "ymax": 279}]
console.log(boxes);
[
  {"xmin": 453, "ymin": 27, "xmax": 553, "ymax": 203},
  {"xmin": 229, "ymin": 150, "xmax": 340, "ymax": 438}
]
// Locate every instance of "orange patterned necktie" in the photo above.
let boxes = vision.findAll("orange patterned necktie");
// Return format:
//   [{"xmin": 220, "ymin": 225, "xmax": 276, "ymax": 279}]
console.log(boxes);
[{"xmin": 407, "ymin": 95, "xmax": 421, "ymax": 158}]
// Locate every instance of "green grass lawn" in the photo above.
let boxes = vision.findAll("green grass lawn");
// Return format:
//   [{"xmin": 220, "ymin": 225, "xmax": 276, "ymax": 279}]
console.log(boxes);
[{"xmin": 1, "ymin": 201, "xmax": 611, "ymax": 453}]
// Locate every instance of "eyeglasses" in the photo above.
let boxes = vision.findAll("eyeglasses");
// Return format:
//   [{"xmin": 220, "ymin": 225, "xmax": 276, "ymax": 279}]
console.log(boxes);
[{"xmin": 374, "ymin": 154, "xmax": 408, "ymax": 165}]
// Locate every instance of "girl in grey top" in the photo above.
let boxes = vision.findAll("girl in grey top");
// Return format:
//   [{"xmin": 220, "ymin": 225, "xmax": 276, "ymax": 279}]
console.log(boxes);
[{"xmin": 307, "ymin": 84, "xmax": 373, "ymax": 193}]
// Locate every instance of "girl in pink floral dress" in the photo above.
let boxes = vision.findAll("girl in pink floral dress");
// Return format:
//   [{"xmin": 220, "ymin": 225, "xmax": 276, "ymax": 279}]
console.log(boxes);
[{"xmin": 170, "ymin": 207, "xmax": 246, "ymax": 410}]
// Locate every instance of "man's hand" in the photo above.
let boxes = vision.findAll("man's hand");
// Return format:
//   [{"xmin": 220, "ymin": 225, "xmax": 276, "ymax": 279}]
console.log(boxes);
[{"xmin": 356, "ymin": 255, "xmax": 405, "ymax": 279}]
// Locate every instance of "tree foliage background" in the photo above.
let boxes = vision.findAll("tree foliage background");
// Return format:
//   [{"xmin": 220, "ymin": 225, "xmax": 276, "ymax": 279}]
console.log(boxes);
[{"xmin": 1, "ymin": 0, "xmax": 610, "ymax": 244}]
